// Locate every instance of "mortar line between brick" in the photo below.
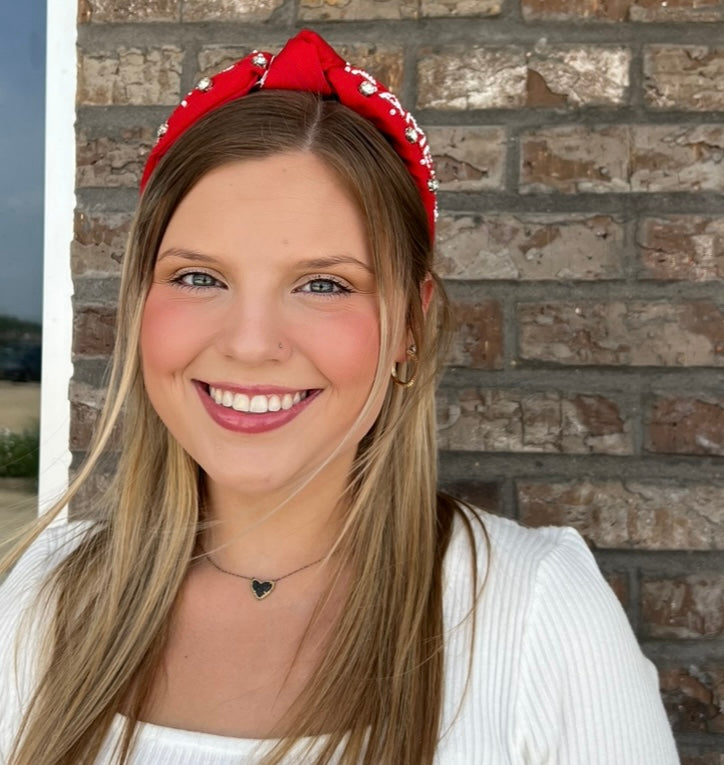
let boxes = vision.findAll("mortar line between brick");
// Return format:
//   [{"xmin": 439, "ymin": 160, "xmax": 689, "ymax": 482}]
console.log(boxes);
[
  {"xmin": 502, "ymin": 477, "xmax": 518, "ymax": 520},
  {"xmin": 631, "ymin": 564, "xmax": 643, "ymax": 639},
  {"xmin": 629, "ymin": 38, "xmax": 646, "ymax": 113},
  {"xmin": 75, "ymin": 20, "xmax": 724, "ymax": 50}
]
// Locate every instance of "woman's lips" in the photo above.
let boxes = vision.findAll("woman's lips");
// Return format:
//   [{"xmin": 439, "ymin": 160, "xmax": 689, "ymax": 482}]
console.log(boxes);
[{"xmin": 194, "ymin": 381, "xmax": 321, "ymax": 434}]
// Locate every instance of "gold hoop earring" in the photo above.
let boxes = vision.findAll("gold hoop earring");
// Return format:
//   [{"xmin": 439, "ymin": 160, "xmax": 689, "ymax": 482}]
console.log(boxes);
[{"xmin": 391, "ymin": 345, "xmax": 418, "ymax": 388}]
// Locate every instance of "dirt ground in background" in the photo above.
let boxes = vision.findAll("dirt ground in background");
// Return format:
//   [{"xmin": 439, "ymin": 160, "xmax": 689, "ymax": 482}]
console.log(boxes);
[{"xmin": 0, "ymin": 380, "xmax": 41, "ymax": 432}]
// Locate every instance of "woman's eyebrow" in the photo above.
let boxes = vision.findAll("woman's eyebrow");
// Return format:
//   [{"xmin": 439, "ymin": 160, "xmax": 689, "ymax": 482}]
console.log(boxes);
[
  {"xmin": 157, "ymin": 249, "xmax": 374, "ymax": 274},
  {"xmin": 156, "ymin": 248, "xmax": 218, "ymax": 264},
  {"xmin": 296, "ymin": 255, "xmax": 374, "ymax": 273}
]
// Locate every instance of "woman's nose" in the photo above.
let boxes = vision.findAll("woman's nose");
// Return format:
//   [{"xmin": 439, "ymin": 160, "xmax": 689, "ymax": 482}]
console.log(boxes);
[{"xmin": 214, "ymin": 292, "xmax": 291, "ymax": 365}]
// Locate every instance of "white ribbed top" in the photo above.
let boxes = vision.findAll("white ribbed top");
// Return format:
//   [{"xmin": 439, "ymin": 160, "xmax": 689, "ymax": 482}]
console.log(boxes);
[{"xmin": 0, "ymin": 512, "xmax": 680, "ymax": 764}]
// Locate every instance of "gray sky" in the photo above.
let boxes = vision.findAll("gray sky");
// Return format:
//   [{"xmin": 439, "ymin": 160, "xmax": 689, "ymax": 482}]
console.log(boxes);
[{"xmin": 0, "ymin": 1, "xmax": 45, "ymax": 322}]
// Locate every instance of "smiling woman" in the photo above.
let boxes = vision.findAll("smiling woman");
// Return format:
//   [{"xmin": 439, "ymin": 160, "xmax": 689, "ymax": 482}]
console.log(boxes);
[
  {"xmin": 0, "ymin": 30, "xmax": 679, "ymax": 765},
  {"xmin": 141, "ymin": 154, "xmax": 382, "ymax": 500}
]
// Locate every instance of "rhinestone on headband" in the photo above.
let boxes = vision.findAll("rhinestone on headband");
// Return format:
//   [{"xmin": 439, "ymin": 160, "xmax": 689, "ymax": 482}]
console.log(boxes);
[
  {"xmin": 195, "ymin": 76, "xmax": 213, "ymax": 92},
  {"xmin": 405, "ymin": 127, "xmax": 419, "ymax": 144},
  {"xmin": 252, "ymin": 52, "xmax": 268, "ymax": 68},
  {"xmin": 359, "ymin": 81, "xmax": 377, "ymax": 96},
  {"xmin": 156, "ymin": 122, "xmax": 168, "ymax": 138}
]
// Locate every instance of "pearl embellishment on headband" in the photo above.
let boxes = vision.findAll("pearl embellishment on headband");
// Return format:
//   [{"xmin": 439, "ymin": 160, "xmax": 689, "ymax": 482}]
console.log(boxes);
[
  {"xmin": 358, "ymin": 81, "xmax": 378, "ymax": 96},
  {"xmin": 405, "ymin": 127, "xmax": 419, "ymax": 143}
]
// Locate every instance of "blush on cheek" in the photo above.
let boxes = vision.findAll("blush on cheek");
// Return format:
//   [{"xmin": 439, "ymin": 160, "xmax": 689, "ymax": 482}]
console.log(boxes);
[
  {"xmin": 312, "ymin": 311, "xmax": 381, "ymax": 402},
  {"xmin": 140, "ymin": 288, "xmax": 200, "ymax": 375}
]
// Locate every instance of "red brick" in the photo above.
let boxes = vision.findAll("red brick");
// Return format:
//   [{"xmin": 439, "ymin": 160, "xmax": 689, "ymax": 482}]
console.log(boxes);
[
  {"xmin": 73, "ymin": 306, "xmax": 117, "ymax": 357},
  {"xmin": 646, "ymin": 396, "xmax": 724, "ymax": 456},
  {"xmin": 641, "ymin": 574, "xmax": 724, "ymax": 638},
  {"xmin": 437, "ymin": 389, "xmax": 632, "ymax": 454},
  {"xmin": 631, "ymin": 125, "xmax": 724, "ymax": 192},
  {"xmin": 76, "ymin": 127, "xmax": 154, "ymax": 188},
  {"xmin": 71, "ymin": 210, "xmax": 132, "ymax": 276},
  {"xmin": 299, "ymin": 0, "xmax": 418, "ymax": 20},
  {"xmin": 645, "ymin": 47, "xmax": 724, "ymax": 111},
  {"xmin": 77, "ymin": 47, "xmax": 182, "ymax": 106},
  {"xmin": 447, "ymin": 299, "xmax": 503, "ymax": 369},
  {"xmin": 417, "ymin": 47, "xmax": 527, "ymax": 110},
  {"xmin": 630, "ymin": 0, "xmax": 724, "ymax": 20},
  {"xmin": 526, "ymin": 46, "xmax": 630, "ymax": 106},
  {"xmin": 69, "ymin": 468, "xmax": 114, "ymax": 518},
  {"xmin": 637, "ymin": 216, "xmax": 724, "ymax": 281},
  {"xmin": 183, "ymin": 0, "xmax": 283, "ymax": 21},
  {"xmin": 521, "ymin": 124, "xmax": 724, "ymax": 193},
  {"xmin": 426, "ymin": 127, "xmax": 507, "ymax": 191},
  {"xmin": 439, "ymin": 480, "xmax": 501, "ymax": 513},
  {"xmin": 682, "ymin": 755, "xmax": 724, "ymax": 765},
  {"xmin": 605, "ymin": 572, "xmax": 630, "ymax": 609},
  {"xmin": 69, "ymin": 384, "xmax": 103, "ymax": 452},
  {"xmin": 521, "ymin": 0, "xmax": 724, "ymax": 21},
  {"xmin": 518, "ymin": 481, "xmax": 724, "ymax": 550},
  {"xmin": 660, "ymin": 666, "xmax": 724, "ymax": 733},
  {"xmin": 520, "ymin": 126, "xmax": 631, "ymax": 193},
  {"xmin": 436, "ymin": 214, "xmax": 623, "ymax": 280},
  {"xmin": 518, "ymin": 301, "xmax": 724, "ymax": 366},
  {"xmin": 197, "ymin": 44, "xmax": 405, "ymax": 93},
  {"xmin": 421, "ymin": 0, "xmax": 500, "ymax": 16},
  {"xmin": 78, "ymin": 0, "xmax": 179, "ymax": 22}
]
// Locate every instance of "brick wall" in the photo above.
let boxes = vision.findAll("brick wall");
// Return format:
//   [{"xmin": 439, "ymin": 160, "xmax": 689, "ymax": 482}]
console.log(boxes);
[{"xmin": 73, "ymin": 1, "xmax": 724, "ymax": 759}]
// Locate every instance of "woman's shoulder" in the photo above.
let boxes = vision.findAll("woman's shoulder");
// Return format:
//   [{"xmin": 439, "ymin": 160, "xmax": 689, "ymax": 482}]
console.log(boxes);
[
  {"xmin": 0, "ymin": 520, "xmax": 93, "ymax": 748},
  {"xmin": 442, "ymin": 503, "xmax": 613, "ymax": 638},
  {"xmin": 1, "ymin": 520, "xmax": 93, "ymax": 593},
  {"xmin": 446, "ymin": 502, "xmax": 590, "ymax": 581},
  {"xmin": 0, "ymin": 520, "xmax": 94, "ymax": 648}
]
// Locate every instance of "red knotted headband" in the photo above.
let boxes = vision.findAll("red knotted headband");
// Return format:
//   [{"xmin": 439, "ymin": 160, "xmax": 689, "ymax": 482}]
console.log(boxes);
[{"xmin": 140, "ymin": 29, "xmax": 438, "ymax": 237}]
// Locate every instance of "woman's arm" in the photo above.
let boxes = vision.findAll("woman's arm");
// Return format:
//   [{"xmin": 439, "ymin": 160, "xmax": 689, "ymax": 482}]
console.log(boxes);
[{"xmin": 516, "ymin": 527, "xmax": 680, "ymax": 764}]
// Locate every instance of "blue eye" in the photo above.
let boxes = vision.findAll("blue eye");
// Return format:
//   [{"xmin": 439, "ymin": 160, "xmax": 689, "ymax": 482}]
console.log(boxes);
[
  {"xmin": 174, "ymin": 272, "xmax": 223, "ymax": 289},
  {"xmin": 299, "ymin": 278, "xmax": 351, "ymax": 295}
]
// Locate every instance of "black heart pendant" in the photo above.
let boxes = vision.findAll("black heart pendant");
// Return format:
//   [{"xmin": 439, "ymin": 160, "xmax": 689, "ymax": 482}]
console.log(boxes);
[{"xmin": 251, "ymin": 579, "xmax": 275, "ymax": 600}]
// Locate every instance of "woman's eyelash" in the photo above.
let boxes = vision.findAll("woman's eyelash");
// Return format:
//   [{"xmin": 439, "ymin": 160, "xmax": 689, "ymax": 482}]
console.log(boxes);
[
  {"xmin": 169, "ymin": 271, "xmax": 224, "ymax": 290},
  {"xmin": 166, "ymin": 271, "xmax": 353, "ymax": 295},
  {"xmin": 297, "ymin": 276, "xmax": 353, "ymax": 296}
]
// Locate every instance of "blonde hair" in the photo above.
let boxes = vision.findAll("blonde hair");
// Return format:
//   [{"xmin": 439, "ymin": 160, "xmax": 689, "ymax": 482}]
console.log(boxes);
[{"xmin": 2, "ymin": 91, "xmax": 480, "ymax": 764}]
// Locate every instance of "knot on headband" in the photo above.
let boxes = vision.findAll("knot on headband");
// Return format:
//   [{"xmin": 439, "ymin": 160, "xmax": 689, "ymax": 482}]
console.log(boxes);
[{"xmin": 141, "ymin": 29, "xmax": 438, "ymax": 237}]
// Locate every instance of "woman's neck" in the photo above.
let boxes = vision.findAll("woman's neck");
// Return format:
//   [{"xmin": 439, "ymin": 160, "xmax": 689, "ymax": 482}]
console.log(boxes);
[{"xmin": 199, "ymin": 453, "xmax": 353, "ymax": 578}]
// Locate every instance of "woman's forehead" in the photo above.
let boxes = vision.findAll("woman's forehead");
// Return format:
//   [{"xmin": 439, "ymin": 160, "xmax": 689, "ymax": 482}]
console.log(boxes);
[{"xmin": 161, "ymin": 153, "xmax": 372, "ymax": 268}]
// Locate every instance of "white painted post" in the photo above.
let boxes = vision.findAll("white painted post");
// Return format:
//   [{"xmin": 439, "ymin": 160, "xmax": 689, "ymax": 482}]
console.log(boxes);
[{"xmin": 38, "ymin": 0, "xmax": 76, "ymax": 519}]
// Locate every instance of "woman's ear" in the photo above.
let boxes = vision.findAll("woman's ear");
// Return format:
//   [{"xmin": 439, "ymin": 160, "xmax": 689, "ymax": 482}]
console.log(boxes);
[
  {"xmin": 420, "ymin": 273, "xmax": 435, "ymax": 317},
  {"xmin": 394, "ymin": 274, "xmax": 436, "ymax": 363}
]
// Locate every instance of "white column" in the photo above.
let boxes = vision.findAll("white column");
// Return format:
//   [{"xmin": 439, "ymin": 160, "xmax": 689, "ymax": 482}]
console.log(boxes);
[{"xmin": 38, "ymin": 0, "xmax": 77, "ymax": 519}]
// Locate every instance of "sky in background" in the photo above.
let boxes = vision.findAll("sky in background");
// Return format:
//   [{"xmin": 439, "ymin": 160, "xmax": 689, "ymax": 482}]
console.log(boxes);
[{"xmin": 0, "ymin": 1, "xmax": 45, "ymax": 322}]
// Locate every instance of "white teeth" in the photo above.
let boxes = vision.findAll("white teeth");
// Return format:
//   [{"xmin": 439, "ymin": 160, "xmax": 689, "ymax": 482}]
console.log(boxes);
[
  {"xmin": 232, "ymin": 393, "xmax": 250, "ymax": 412},
  {"xmin": 209, "ymin": 386, "xmax": 310, "ymax": 413},
  {"xmin": 250, "ymin": 395, "xmax": 269, "ymax": 413}
]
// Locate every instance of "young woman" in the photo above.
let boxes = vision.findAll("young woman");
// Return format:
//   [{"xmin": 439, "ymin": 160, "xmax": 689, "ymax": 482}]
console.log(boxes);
[{"xmin": 0, "ymin": 30, "xmax": 679, "ymax": 765}]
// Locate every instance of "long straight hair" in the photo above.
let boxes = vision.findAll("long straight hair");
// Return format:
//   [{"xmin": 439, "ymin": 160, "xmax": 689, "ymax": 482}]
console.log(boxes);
[{"xmin": 3, "ymin": 91, "xmax": 479, "ymax": 764}]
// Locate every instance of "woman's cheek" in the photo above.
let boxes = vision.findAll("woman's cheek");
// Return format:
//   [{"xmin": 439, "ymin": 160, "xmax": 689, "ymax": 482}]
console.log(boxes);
[
  {"xmin": 140, "ymin": 288, "xmax": 202, "ymax": 375},
  {"xmin": 308, "ymin": 307, "xmax": 380, "ymax": 386}
]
